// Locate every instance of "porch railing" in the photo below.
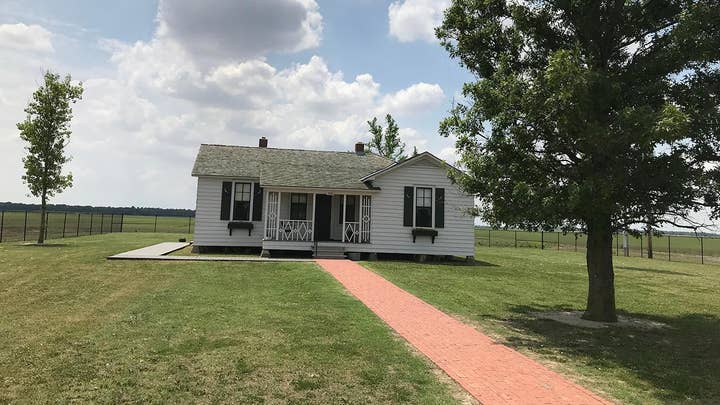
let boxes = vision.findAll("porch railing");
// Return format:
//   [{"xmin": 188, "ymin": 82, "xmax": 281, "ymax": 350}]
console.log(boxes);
[
  {"xmin": 277, "ymin": 219, "xmax": 313, "ymax": 242},
  {"xmin": 344, "ymin": 222, "xmax": 360, "ymax": 244}
]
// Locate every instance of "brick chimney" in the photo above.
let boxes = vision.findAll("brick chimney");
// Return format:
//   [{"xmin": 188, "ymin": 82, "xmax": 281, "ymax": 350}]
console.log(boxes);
[
  {"xmin": 259, "ymin": 137, "xmax": 268, "ymax": 148},
  {"xmin": 355, "ymin": 142, "xmax": 365, "ymax": 155}
]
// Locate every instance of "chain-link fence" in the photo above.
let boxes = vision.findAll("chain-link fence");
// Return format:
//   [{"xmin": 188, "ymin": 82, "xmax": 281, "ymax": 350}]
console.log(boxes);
[
  {"xmin": 0, "ymin": 211, "xmax": 194, "ymax": 243},
  {"xmin": 475, "ymin": 228, "xmax": 720, "ymax": 265}
]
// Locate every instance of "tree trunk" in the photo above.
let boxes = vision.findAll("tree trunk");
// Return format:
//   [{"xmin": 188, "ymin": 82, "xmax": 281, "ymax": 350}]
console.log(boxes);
[
  {"xmin": 37, "ymin": 191, "xmax": 46, "ymax": 244},
  {"xmin": 647, "ymin": 224, "xmax": 654, "ymax": 259},
  {"xmin": 583, "ymin": 220, "xmax": 617, "ymax": 322}
]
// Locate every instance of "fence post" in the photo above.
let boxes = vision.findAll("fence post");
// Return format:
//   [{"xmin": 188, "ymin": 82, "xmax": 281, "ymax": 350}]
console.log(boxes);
[
  {"xmin": 187, "ymin": 216, "xmax": 192, "ymax": 234},
  {"xmin": 701, "ymin": 237, "xmax": 704, "ymax": 265},
  {"xmin": 574, "ymin": 233, "xmax": 578, "ymax": 252},
  {"xmin": 0, "ymin": 211, "xmax": 4, "ymax": 243},
  {"xmin": 616, "ymin": 232, "xmax": 619, "ymax": 256},
  {"xmin": 62, "ymin": 212, "xmax": 67, "ymax": 238},
  {"xmin": 640, "ymin": 235, "xmax": 643, "ymax": 258},
  {"xmin": 154, "ymin": 215, "xmax": 158, "ymax": 232},
  {"xmin": 541, "ymin": 231, "xmax": 544, "ymax": 250},
  {"xmin": 100, "ymin": 214, "xmax": 104, "ymax": 234},
  {"xmin": 557, "ymin": 232, "xmax": 560, "ymax": 251},
  {"xmin": 120, "ymin": 214, "xmax": 124, "ymax": 233},
  {"xmin": 514, "ymin": 230, "xmax": 517, "ymax": 248},
  {"xmin": 89, "ymin": 213, "xmax": 93, "ymax": 235},
  {"xmin": 110, "ymin": 214, "xmax": 114, "ymax": 233},
  {"xmin": 23, "ymin": 211, "xmax": 28, "ymax": 241},
  {"xmin": 668, "ymin": 236, "xmax": 671, "ymax": 261},
  {"xmin": 76, "ymin": 213, "xmax": 81, "ymax": 237}
]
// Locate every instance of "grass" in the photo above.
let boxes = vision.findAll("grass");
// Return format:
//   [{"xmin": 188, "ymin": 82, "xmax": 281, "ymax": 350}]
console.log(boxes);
[
  {"xmin": 0, "ymin": 211, "xmax": 194, "ymax": 243},
  {"xmin": 475, "ymin": 228, "xmax": 720, "ymax": 265},
  {"xmin": 364, "ymin": 247, "xmax": 720, "ymax": 404},
  {"xmin": 0, "ymin": 233, "xmax": 458, "ymax": 403}
]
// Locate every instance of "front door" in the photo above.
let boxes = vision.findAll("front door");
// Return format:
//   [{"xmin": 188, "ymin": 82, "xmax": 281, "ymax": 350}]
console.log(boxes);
[{"xmin": 314, "ymin": 194, "xmax": 332, "ymax": 241}]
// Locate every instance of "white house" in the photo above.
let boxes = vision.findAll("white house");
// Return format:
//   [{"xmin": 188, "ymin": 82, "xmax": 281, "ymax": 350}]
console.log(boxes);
[{"xmin": 191, "ymin": 138, "xmax": 475, "ymax": 259}]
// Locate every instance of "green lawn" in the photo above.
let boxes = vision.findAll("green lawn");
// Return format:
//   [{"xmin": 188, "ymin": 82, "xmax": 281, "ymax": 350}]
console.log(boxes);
[
  {"xmin": 364, "ymin": 247, "xmax": 720, "ymax": 404},
  {"xmin": 0, "ymin": 233, "xmax": 458, "ymax": 403},
  {"xmin": 475, "ymin": 228, "xmax": 720, "ymax": 264},
  {"xmin": 0, "ymin": 211, "xmax": 194, "ymax": 243}
]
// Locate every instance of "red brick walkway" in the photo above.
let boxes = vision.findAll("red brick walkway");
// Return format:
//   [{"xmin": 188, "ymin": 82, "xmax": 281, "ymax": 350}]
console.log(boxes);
[{"xmin": 316, "ymin": 259, "xmax": 612, "ymax": 405}]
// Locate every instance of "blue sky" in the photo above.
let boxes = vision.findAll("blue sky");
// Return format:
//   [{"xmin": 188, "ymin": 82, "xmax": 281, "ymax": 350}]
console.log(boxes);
[{"xmin": 0, "ymin": 0, "xmax": 473, "ymax": 209}]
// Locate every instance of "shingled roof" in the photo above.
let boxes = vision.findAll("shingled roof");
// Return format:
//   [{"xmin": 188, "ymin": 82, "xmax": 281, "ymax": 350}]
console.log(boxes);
[{"xmin": 191, "ymin": 144, "xmax": 395, "ymax": 190}]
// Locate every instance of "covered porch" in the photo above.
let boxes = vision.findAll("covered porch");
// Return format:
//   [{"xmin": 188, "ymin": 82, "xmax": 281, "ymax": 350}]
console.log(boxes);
[{"xmin": 263, "ymin": 190, "xmax": 372, "ymax": 244}]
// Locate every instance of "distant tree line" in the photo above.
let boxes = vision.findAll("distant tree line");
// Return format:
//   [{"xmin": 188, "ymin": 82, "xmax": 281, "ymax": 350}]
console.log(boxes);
[{"xmin": 0, "ymin": 202, "xmax": 194, "ymax": 217}]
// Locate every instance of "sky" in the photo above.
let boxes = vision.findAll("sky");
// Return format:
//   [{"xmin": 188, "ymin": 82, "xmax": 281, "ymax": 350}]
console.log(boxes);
[{"xmin": 0, "ymin": 0, "xmax": 470, "ymax": 210}]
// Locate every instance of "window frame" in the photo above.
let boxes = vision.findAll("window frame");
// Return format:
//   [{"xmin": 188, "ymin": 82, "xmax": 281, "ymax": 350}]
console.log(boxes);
[
  {"xmin": 231, "ymin": 182, "xmax": 254, "ymax": 221},
  {"xmin": 289, "ymin": 193, "xmax": 308, "ymax": 220},
  {"xmin": 412, "ymin": 186, "xmax": 435, "ymax": 229}
]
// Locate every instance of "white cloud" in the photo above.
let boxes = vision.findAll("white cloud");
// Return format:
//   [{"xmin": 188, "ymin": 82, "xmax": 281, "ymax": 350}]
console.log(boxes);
[
  {"xmin": 437, "ymin": 146, "xmax": 459, "ymax": 165},
  {"xmin": 0, "ymin": 23, "xmax": 54, "ymax": 53},
  {"xmin": 399, "ymin": 127, "xmax": 429, "ymax": 153},
  {"xmin": 379, "ymin": 82, "xmax": 445, "ymax": 115},
  {"xmin": 0, "ymin": 3, "xmax": 450, "ymax": 209},
  {"xmin": 388, "ymin": 0, "xmax": 449, "ymax": 43}
]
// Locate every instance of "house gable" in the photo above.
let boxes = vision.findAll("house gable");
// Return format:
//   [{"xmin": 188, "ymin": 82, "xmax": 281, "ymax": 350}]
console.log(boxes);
[{"xmin": 360, "ymin": 152, "xmax": 459, "ymax": 182}]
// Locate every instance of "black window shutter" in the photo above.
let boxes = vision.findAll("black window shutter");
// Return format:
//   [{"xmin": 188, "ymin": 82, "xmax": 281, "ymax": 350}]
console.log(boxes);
[
  {"xmin": 220, "ymin": 181, "xmax": 232, "ymax": 220},
  {"xmin": 403, "ymin": 186, "xmax": 414, "ymax": 227},
  {"xmin": 435, "ymin": 188, "xmax": 445, "ymax": 228},
  {"xmin": 252, "ymin": 183, "xmax": 263, "ymax": 221}
]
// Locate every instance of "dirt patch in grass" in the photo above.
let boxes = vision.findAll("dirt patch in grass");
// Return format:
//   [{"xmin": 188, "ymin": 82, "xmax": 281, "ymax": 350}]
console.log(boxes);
[{"xmin": 530, "ymin": 311, "xmax": 670, "ymax": 330}]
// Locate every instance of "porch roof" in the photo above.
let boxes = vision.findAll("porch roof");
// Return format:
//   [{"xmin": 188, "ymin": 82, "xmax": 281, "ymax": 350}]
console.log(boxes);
[{"xmin": 192, "ymin": 144, "xmax": 394, "ymax": 190}]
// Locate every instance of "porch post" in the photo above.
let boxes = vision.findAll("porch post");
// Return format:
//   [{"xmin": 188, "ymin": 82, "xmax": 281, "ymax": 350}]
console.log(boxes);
[
  {"xmin": 311, "ymin": 193, "xmax": 316, "ymax": 241},
  {"xmin": 262, "ymin": 189, "xmax": 269, "ymax": 239},
  {"xmin": 277, "ymin": 191, "xmax": 282, "ymax": 240},
  {"xmin": 358, "ymin": 194, "xmax": 362, "ymax": 243},
  {"xmin": 342, "ymin": 194, "xmax": 347, "ymax": 243}
]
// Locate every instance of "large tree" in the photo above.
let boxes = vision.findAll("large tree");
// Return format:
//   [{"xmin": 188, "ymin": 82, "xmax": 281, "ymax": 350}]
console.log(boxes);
[
  {"xmin": 368, "ymin": 114, "xmax": 407, "ymax": 161},
  {"xmin": 437, "ymin": 0, "xmax": 720, "ymax": 321},
  {"xmin": 18, "ymin": 71, "xmax": 83, "ymax": 244}
]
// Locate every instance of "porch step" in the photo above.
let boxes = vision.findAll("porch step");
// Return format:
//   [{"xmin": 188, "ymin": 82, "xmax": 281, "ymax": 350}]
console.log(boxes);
[{"xmin": 313, "ymin": 245, "xmax": 346, "ymax": 259}]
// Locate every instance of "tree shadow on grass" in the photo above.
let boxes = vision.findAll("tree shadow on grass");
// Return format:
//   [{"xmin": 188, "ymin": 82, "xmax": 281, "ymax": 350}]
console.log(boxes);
[
  {"xmin": 503, "ymin": 304, "xmax": 719, "ymax": 403},
  {"xmin": 616, "ymin": 265, "xmax": 697, "ymax": 277}
]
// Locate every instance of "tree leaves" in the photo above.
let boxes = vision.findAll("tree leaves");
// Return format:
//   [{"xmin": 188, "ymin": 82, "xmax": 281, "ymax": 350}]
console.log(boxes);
[
  {"xmin": 367, "ymin": 114, "xmax": 407, "ymax": 161},
  {"xmin": 17, "ymin": 71, "xmax": 83, "ymax": 199},
  {"xmin": 437, "ymin": 0, "xmax": 720, "ymax": 231}
]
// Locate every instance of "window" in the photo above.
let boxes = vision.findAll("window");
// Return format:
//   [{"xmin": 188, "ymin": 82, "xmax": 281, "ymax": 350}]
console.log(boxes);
[
  {"xmin": 340, "ymin": 195, "xmax": 357, "ymax": 223},
  {"xmin": 346, "ymin": 195, "xmax": 357, "ymax": 222},
  {"xmin": 415, "ymin": 187, "xmax": 433, "ymax": 228},
  {"xmin": 232, "ymin": 182, "xmax": 252, "ymax": 221},
  {"xmin": 290, "ymin": 193, "xmax": 307, "ymax": 220}
]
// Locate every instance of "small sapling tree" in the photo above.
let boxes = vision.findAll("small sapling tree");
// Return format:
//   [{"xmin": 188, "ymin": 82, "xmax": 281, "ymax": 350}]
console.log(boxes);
[
  {"xmin": 368, "ymin": 114, "xmax": 407, "ymax": 161},
  {"xmin": 18, "ymin": 71, "xmax": 83, "ymax": 244}
]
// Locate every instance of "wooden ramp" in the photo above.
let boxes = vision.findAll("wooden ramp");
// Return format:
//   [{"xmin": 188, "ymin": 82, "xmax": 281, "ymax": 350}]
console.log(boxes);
[{"xmin": 108, "ymin": 242, "xmax": 190, "ymax": 259}]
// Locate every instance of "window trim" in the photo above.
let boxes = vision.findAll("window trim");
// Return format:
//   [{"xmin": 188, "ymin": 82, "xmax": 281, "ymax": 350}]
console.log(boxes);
[
  {"xmin": 230, "ymin": 182, "xmax": 254, "ymax": 222},
  {"xmin": 412, "ymin": 186, "xmax": 435, "ymax": 229}
]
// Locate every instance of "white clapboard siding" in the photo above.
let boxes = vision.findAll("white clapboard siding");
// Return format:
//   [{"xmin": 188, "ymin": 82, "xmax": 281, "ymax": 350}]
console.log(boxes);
[
  {"xmin": 193, "ymin": 177, "xmax": 264, "ymax": 247},
  {"xmin": 365, "ymin": 157, "xmax": 475, "ymax": 257}
]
